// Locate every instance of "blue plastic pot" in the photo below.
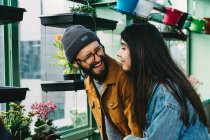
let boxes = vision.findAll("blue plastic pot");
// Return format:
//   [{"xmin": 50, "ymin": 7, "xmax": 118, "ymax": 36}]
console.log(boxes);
[{"xmin": 116, "ymin": 0, "xmax": 139, "ymax": 13}]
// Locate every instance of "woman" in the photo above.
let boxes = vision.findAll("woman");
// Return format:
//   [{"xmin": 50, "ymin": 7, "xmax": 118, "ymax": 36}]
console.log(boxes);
[{"xmin": 116, "ymin": 23, "xmax": 209, "ymax": 140}]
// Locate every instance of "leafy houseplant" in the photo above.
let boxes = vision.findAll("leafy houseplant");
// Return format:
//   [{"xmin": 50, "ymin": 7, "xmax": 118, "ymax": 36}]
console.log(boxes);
[
  {"xmin": 31, "ymin": 100, "xmax": 60, "ymax": 140},
  {"xmin": 52, "ymin": 34, "xmax": 78, "ymax": 75},
  {"xmin": 0, "ymin": 102, "xmax": 34, "ymax": 139},
  {"xmin": 69, "ymin": 1, "xmax": 96, "ymax": 17},
  {"xmin": 69, "ymin": 109, "xmax": 87, "ymax": 128}
]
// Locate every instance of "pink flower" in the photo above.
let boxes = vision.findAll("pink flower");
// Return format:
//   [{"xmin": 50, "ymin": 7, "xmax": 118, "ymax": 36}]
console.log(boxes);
[
  {"xmin": 188, "ymin": 75, "xmax": 199, "ymax": 86},
  {"xmin": 188, "ymin": 75, "xmax": 203, "ymax": 90},
  {"xmin": 31, "ymin": 100, "xmax": 57, "ymax": 120}
]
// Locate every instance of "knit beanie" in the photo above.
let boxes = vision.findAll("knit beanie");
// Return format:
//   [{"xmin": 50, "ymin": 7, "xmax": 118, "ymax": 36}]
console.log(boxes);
[{"xmin": 62, "ymin": 25, "xmax": 100, "ymax": 63}]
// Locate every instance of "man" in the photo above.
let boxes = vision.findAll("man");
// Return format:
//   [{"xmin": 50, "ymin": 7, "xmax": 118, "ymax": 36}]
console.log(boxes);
[{"xmin": 62, "ymin": 25, "xmax": 142, "ymax": 140}]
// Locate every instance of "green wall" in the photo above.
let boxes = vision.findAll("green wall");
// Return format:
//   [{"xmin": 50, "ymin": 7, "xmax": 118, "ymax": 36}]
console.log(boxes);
[
  {"xmin": 188, "ymin": 0, "xmax": 210, "ymax": 101},
  {"xmin": 191, "ymin": 33, "xmax": 210, "ymax": 100}
]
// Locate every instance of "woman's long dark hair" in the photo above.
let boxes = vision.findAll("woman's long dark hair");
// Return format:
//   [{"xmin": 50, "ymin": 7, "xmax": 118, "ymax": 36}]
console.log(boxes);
[{"xmin": 121, "ymin": 23, "xmax": 208, "ymax": 129}]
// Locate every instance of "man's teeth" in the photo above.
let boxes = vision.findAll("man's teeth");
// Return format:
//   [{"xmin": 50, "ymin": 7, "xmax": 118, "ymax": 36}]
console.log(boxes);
[{"xmin": 94, "ymin": 62, "xmax": 101, "ymax": 67}]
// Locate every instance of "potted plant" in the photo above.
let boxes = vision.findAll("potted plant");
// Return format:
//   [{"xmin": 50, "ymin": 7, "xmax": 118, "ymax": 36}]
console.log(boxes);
[
  {"xmin": 189, "ymin": 16, "xmax": 207, "ymax": 33},
  {"xmin": 31, "ymin": 100, "xmax": 60, "ymax": 140},
  {"xmin": 0, "ymin": 102, "xmax": 34, "ymax": 139},
  {"xmin": 52, "ymin": 34, "xmax": 80, "ymax": 80},
  {"xmin": 204, "ymin": 17, "xmax": 210, "ymax": 34},
  {"xmin": 69, "ymin": 109, "xmax": 87, "ymax": 128},
  {"xmin": 69, "ymin": 1, "xmax": 96, "ymax": 17}
]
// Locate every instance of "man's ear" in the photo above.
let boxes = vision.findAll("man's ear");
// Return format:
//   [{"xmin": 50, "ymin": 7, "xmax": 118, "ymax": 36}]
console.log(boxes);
[{"xmin": 72, "ymin": 61, "xmax": 79, "ymax": 68}]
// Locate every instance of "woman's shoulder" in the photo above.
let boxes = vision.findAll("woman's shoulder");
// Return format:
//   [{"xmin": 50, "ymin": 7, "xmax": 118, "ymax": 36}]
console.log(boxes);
[{"xmin": 150, "ymin": 83, "xmax": 181, "ymax": 112}]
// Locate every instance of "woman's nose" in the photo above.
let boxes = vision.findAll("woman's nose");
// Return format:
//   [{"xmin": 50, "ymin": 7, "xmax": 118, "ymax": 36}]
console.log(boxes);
[{"xmin": 116, "ymin": 50, "xmax": 121, "ymax": 57}]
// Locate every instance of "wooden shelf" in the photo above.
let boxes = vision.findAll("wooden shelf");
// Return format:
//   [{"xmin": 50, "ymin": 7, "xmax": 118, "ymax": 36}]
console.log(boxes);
[
  {"xmin": 40, "ymin": 13, "xmax": 118, "ymax": 30},
  {"xmin": 0, "ymin": 87, "xmax": 29, "ymax": 103},
  {"xmin": 0, "ymin": 5, "xmax": 26, "ymax": 25},
  {"xmin": 41, "ymin": 80, "xmax": 84, "ymax": 92}
]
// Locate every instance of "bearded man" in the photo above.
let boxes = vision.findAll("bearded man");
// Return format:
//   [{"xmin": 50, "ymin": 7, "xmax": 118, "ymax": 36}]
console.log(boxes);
[{"xmin": 62, "ymin": 25, "xmax": 142, "ymax": 140}]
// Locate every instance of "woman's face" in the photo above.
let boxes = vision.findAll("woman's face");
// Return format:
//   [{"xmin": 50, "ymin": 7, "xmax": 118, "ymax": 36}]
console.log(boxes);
[{"xmin": 116, "ymin": 39, "xmax": 131, "ymax": 71}]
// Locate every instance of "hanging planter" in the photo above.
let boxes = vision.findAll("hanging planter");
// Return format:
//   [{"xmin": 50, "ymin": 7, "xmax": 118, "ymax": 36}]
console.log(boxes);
[
  {"xmin": 133, "ymin": 0, "xmax": 157, "ymax": 18},
  {"xmin": 189, "ymin": 17, "xmax": 207, "ymax": 33},
  {"xmin": 162, "ymin": 7, "xmax": 183, "ymax": 26},
  {"xmin": 116, "ymin": 0, "xmax": 139, "ymax": 13},
  {"xmin": 204, "ymin": 17, "xmax": 210, "ymax": 34}
]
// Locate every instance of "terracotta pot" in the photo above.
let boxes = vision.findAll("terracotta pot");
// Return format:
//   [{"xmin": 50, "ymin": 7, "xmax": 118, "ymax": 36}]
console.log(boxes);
[
  {"xmin": 63, "ymin": 74, "xmax": 81, "ymax": 80},
  {"xmin": 189, "ymin": 17, "xmax": 207, "ymax": 33},
  {"xmin": 204, "ymin": 17, "xmax": 210, "ymax": 34},
  {"xmin": 116, "ymin": 0, "xmax": 139, "ymax": 13},
  {"xmin": 163, "ymin": 7, "xmax": 183, "ymax": 26}
]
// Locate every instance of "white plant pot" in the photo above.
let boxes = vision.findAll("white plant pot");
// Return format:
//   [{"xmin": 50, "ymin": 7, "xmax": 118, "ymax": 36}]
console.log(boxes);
[{"xmin": 133, "ymin": 0, "xmax": 157, "ymax": 18}]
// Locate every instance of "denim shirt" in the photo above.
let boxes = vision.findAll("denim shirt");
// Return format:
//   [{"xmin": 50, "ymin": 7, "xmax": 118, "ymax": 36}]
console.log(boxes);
[{"xmin": 124, "ymin": 83, "xmax": 210, "ymax": 140}]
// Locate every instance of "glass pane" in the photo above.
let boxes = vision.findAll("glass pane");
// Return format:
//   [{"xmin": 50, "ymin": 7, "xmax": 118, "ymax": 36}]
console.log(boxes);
[
  {"xmin": 165, "ymin": 40, "xmax": 188, "ymax": 73},
  {"xmin": 96, "ymin": 6, "xmax": 126, "ymax": 61},
  {"xmin": 19, "ymin": 0, "xmax": 88, "ymax": 132},
  {"xmin": 51, "ymin": 90, "xmax": 88, "ymax": 129}
]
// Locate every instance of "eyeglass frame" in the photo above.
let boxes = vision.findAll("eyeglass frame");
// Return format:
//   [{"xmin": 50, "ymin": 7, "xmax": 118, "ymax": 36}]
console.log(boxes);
[{"xmin": 75, "ymin": 44, "xmax": 105, "ymax": 65}]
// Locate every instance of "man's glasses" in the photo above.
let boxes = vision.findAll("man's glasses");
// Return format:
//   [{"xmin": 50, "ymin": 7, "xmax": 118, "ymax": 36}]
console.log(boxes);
[{"xmin": 76, "ymin": 45, "xmax": 105, "ymax": 65}]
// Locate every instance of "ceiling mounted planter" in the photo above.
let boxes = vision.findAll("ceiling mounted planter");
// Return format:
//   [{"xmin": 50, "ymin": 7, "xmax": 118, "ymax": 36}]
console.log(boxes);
[
  {"xmin": 163, "ymin": 7, "xmax": 183, "ymax": 26},
  {"xmin": 0, "ymin": 5, "xmax": 26, "ymax": 25},
  {"xmin": 204, "ymin": 17, "xmax": 210, "ymax": 34},
  {"xmin": 116, "ymin": 0, "xmax": 139, "ymax": 13},
  {"xmin": 189, "ymin": 17, "xmax": 207, "ymax": 33},
  {"xmin": 133, "ymin": 0, "xmax": 157, "ymax": 18},
  {"xmin": 0, "ymin": 87, "xmax": 29, "ymax": 103}
]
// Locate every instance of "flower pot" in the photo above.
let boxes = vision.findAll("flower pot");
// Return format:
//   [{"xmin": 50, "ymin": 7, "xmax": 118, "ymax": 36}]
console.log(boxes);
[
  {"xmin": 204, "ymin": 17, "xmax": 210, "ymax": 34},
  {"xmin": 163, "ymin": 7, "xmax": 183, "ymax": 26},
  {"xmin": 189, "ymin": 17, "xmax": 207, "ymax": 33},
  {"xmin": 133, "ymin": 0, "xmax": 157, "ymax": 18},
  {"xmin": 116, "ymin": 0, "xmax": 139, "ymax": 13},
  {"xmin": 63, "ymin": 74, "xmax": 81, "ymax": 80},
  {"xmin": 32, "ymin": 133, "xmax": 60, "ymax": 140}
]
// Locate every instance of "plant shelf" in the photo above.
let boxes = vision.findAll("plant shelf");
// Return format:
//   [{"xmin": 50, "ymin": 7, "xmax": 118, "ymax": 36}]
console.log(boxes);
[
  {"xmin": 161, "ymin": 32, "xmax": 187, "ymax": 41},
  {"xmin": 0, "ymin": 86, "xmax": 29, "ymax": 103},
  {"xmin": 40, "ymin": 13, "xmax": 118, "ymax": 30},
  {"xmin": 0, "ymin": 5, "xmax": 26, "ymax": 25},
  {"xmin": 41, "ymin": 80, "xmax": 84, "ymax": 92}
]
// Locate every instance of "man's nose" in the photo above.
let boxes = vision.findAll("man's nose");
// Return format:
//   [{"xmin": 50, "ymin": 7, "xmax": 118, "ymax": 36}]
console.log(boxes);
[{"xmin": 93, "ymin": 53, "xmax": 102, "ymax": 62}]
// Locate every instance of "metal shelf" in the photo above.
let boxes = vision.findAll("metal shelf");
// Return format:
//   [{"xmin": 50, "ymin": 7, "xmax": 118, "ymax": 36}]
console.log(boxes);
[
  {"xmin": 40, "ymin": 13, "xmax": 118, "ymax": 30},
  {"xmin": 0, "ymin": 5, "xmax": 26, "ymax": 25},
  {"xmin": 0, "ymin": 87, "xmax": 29, "ymax": 103},
  {"xmin": 161, "ymin": 32, "xmax": 187, "ymax": 41},
  {"xmin": 41, "ymin": 80, "xmax": 84, "ymax": 92}
]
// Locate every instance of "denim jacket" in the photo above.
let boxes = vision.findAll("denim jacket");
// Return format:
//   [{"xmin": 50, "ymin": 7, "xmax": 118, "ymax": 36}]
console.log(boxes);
[{"xmin": 124, "ymin": 83, "xmax": 210, "ymax": 140}]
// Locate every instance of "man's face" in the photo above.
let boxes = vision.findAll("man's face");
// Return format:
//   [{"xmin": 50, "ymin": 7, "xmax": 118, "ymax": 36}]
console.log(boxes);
[{"xmin": 75, "ymin": 41, "xmax": 108, "ymax": 81}]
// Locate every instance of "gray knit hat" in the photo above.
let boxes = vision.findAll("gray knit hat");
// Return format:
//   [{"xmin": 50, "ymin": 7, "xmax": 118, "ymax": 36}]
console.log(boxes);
[{"xmin": 62, "ymin": 25, "xmax": 100, "ymax": 63}]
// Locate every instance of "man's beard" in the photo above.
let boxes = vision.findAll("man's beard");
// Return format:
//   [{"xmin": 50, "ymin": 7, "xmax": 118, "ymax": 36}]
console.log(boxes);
[{"xmin": 79, "ymin": 55, "xmax": 108, "ymax": 82}]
